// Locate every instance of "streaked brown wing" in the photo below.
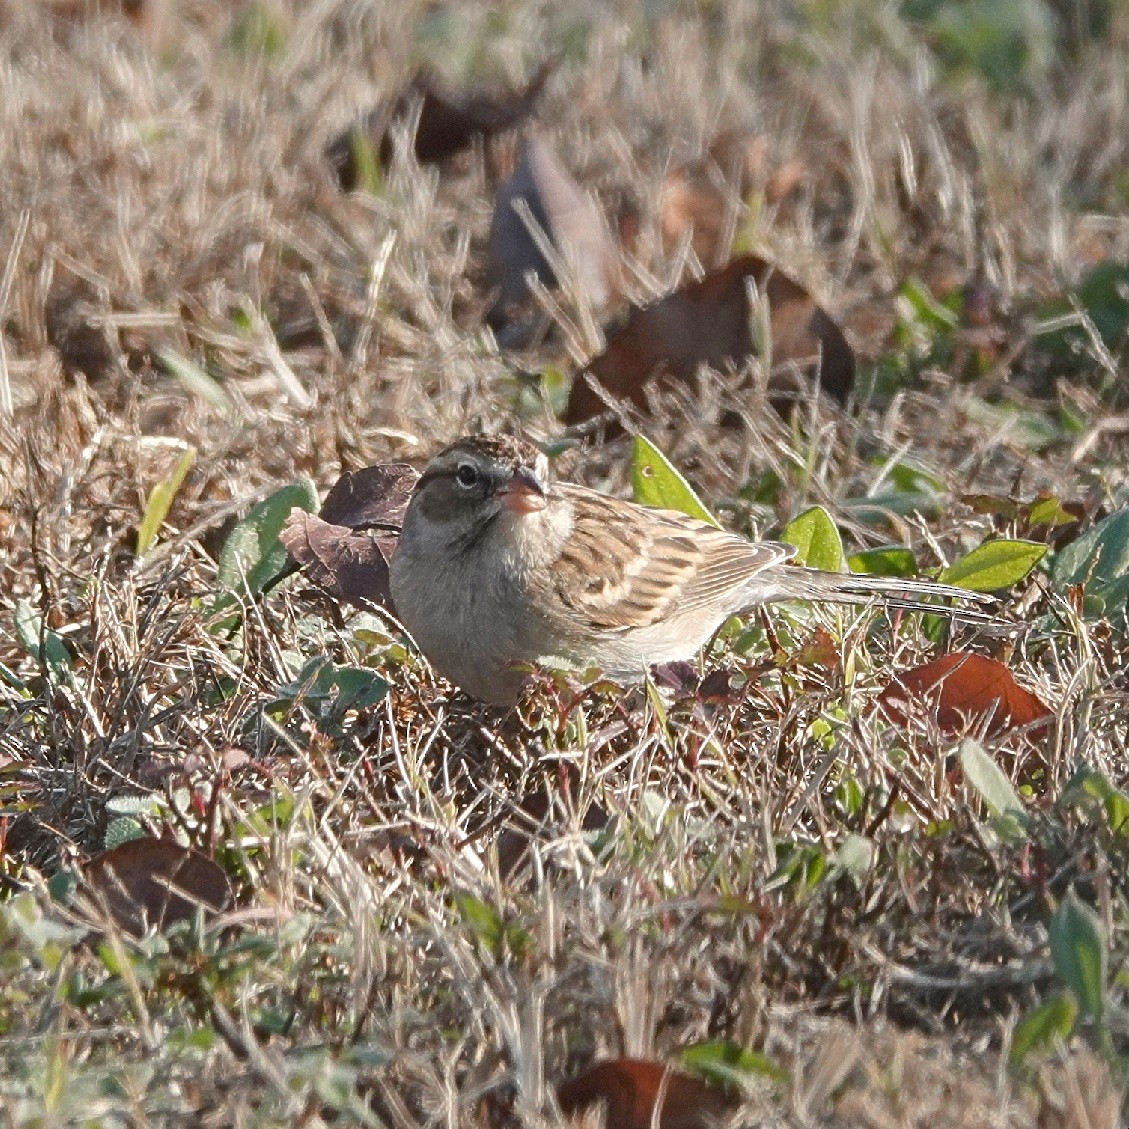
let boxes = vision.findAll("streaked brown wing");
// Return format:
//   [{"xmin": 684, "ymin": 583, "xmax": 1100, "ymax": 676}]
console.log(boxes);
[{"xmin": 549, "ymin": 485, "xmax": 795, "ymax": 633}]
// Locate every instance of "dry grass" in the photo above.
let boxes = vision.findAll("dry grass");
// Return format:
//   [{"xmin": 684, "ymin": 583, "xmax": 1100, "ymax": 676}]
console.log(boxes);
[{"xmin": 1, "ymin": 1, "xmax": 1128, "ymax": 1125}]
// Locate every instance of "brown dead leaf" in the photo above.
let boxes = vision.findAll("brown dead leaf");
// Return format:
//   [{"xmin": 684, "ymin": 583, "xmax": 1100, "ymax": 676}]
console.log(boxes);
[
  {"xmin": 280, "ymin": 462, "xmax": 418, "ymax": 611},
  {"xmin": 786, "ymin": 625, "xmax": 839, "ymax": 671},
  {"xmin": 327, "ymin": 60, "xmax": 555, "ymax": 189},
  {"xmin": 318, "ymin": 463, "xmax": 417, "ymax": 531},
  {"xmin": 878, "ymin": 652, "xmax": 1052, "ymax": 738},
  {"xmin": 566, "ymin": 254, "xmax": 855, "ymax": 426},
  {"xmin": 82, "ymin": 836, "xmax": 231, "ymax": 936},
  {"xmin": 557, "ymin": 1058, "xmax": 736, "ymax": 1129},
  {"xmin": 45, "ymin": 270, "xmax": 119, "ymax": 380},
  {"xmin": 280, "ymin": 511, "xmax": 397, "ymax": 610},
  {"xmin": 485, "ymin": 135, "xmax": 617, "ymax": 335}
]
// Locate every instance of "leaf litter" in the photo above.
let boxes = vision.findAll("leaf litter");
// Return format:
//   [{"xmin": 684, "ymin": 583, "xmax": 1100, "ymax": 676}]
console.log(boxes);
[{"xmin": 0, "ymin": 4, "xmax": 1127, "ymax": 1126}]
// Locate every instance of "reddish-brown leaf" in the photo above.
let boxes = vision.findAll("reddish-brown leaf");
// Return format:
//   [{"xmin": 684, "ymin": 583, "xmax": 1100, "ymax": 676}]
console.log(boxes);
[
  {"xmin": 556, "ymin": 1059, "xmax": 735, "ymax": 1129},
  {"xmin": 280, "ymin": 463, "xmax": 418, "ymax": 611},
  {"xmin": 327, "ymin": 60, "xmax": 555, "ymax": 188},
  {"xmin": 786, "ymin": 626, "xmax": 839, "ymax": 671},
  {"xmin": 318, "ymin": 463, "xmax": 417, "ymax": 531},
  {"xmin": 82, "ymin": 837, "xmax": 231, "ymax": 936},
  {"xmin": 279, "ymin": 511, "xmax": 398, "ymax": 611},
  {"xmin": 565, "ymin": 254, "xmax": 854, "ymax": 426},
  {"xmin": 696, "ymin": 666, "xmax": 744, "ymax": 703},
  {"xmin": 485, "ymin": 135, "xmax": 617, "ymax": 336},
  {"xmin": 878, "ymin": 651, "xmax": 1052, "ymax": 738}
]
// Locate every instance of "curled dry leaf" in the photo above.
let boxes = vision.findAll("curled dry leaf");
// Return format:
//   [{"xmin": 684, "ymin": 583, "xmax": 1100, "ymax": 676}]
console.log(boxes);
[
  {"xmin": 317, "ymin": 463, "xmax": 418, "ymax": 530},
  {"xmin": 485, "ymin": 135, "xmax": 617, "ymax": 337},
  {"xmin": 557, "ymin": 1058, "xmax": 736, "ymax": 1129},
  {"xmin": 878, "ymin": 651, "xmax": 1052, "ymax": 739},
  {"xmin": 279, "ymin": 463, "xmax": 418, "ymax": 611},
  {"xmin": 279, "ymin": 512, "xmax": 396, "ymax": 610},
  {"xmin": 650, "ymin": 660, "xmax": 702, "ymax": 694},
  {"xmin": 784, "ymin": 625, "xmax": 840, "ymax": 671},
  {"xmin": 82, "ymin": 836, "xmax": 231, "ymax": 936},
  {"xmin": 696, "ymin": 666, "xmax": 745, "ymax": 703},
  {"xmin": 565, "ymin": 254, "xmax": 855, "ymax": 427},
  {"xmin": 45, "ymin": 270, "xmax": 119, "ymax": 380},
  {"xmin": 326, "ymin": 59, "xmax": 555, "ymax": 188}
]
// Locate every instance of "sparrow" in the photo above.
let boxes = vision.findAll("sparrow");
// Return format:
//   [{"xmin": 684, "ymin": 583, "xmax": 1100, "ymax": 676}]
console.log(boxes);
[{"xmin": 388, "ymin": 435, "xmax": 995, "ymax": 705}]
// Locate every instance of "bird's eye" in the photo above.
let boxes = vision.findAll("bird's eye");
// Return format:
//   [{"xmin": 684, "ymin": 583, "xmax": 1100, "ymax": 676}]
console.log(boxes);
[{"xmin": 455, "ymin": 463, "xmax": 479, "ymax": 489}]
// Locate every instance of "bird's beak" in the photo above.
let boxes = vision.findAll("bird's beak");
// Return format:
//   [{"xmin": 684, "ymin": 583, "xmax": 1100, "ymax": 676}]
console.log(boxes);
[{"xmin": 499, "ymin": 466, "xmax": 548, "ymax": 514}]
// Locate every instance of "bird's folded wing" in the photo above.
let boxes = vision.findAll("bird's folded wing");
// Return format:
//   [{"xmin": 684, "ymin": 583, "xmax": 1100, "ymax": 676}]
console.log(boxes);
[{"xmin": 548, "ymin": 486, "xmax": 795, "ymax": 632}]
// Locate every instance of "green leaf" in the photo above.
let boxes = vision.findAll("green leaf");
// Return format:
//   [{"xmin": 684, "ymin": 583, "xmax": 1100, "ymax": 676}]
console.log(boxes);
[
  {"xmin": 106, "ymin": 794, "xmax": 165, "ymax": 817},
  {"xmin": 1082, "ymin": 574, "xmax": 1129, "ymax": 623},
  {"xmin": 537, "ymin": 365, "xmax": 570, "ymax": 417},
  {"xmin": 239, "ymin": 795, "xmax": 300, "ymax": 839},
  {"xmin": 1038, "ymin": 261, "xmax": 1129, "ymax": 364},
  {"xmin": 1048, "ymin": 891, "xmax": 1107, "ymax": 1026},
  {"xmin": 766, "ymin": 841, "xmax": 826, "ymax": 899},
  {"xmin": 7, "ymin": 892, "xmax": 87, "ymax": 966},
  {"xmin": 0, "ymin": 659, "xmax": 27, "ymax": 692},
  {"xmin": 349, "ymin": 130, "xmax": 383, "ymax": 196},
  {"xmin": 104, "ymin": 816, "xmax": 146, "ymax": 850},
  {"xmin": 452, "ymin": 893, "xmax": 529, "ymax": 961},
  {"xmin": 216, "ymin": 480, "xmax": 319, "ymax": 601},
  {"xmin": 938, "ymin": 539, "xmax": 1046, "ymax": 591},
  {"xmin": 275, "ymin": 657, "xmax": 388, "ymax": 715},
  {"xmin": 1025, "ymin": 495, "xmax": 1076, "ymax": 529},
  {"xmin": 904, "ymin": 0, "xmax": 1054, "ymax": 90},
  {"xmin": 47, "ymin": 870, "xmax": 77, "ymax": 906},
  {"xmin": 1010, "ymin": 992, "xmax": 1077, "ymax": 1065},
  {"xmin": 630, "ymin": 436, "xmax": 719, "ymax": 526},
  {"xmin": 898, "ymin": 277, "xmax": 959, "ymax": 332},
  {"xmin": 1061, "ymin": 767, "xmax": 1129, "ymax": 835},
  {"xmin": 1073, "ymin": 261, "xmax": 1129, "ymax": 349},
  {"xmin": 155, "ymin": 348, "xmax": 232, "ymax": 414},
  {"xmin": 136, "ymin": 446, "xmax": 196, "ymax": 557},
  {"xmin": 678, "ymin": 1039, "xmax": 789, "ymax": 1088},
  {"xmin": 455, "ymin": 893, "xmax": 504, "ymax": 956},
  {"xmin": 959, "ymin": 738, "xmax": 1026, "ymax": 823},
  {"xmin": 14, "ymin": 598, "xmax": 72, "ymax": 677},
  {"xmin": 848, "ymin": 546, "xmax": 918, "ymax": 577},
  {"xmin": 780, "ymin": 506, "xmax": 844, "ymax": 572},
  {"xmin": 841, "ymin": 491, "xmax": 942, "ymax": 520},
  {"xmin": 225, "ymin": 1, "xmax": 288, "ymax": 57},
  {"xmin": 323, "ymin": 665, "xmax": 389, "ymax": 711},
  {"xmin": 1051, "ymin": 508, "xmax": 1129, "ymax": 590},
  {"xmin": 961, "ymin": 398, "xmax": 1062, "ymax": 452},
  {"xmin": 880, "ymin": 457, "xmax": 944, "ymax": 495}
]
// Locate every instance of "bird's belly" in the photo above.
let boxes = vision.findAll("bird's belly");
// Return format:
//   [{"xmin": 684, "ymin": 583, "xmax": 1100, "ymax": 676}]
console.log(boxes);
[
  {"xmin": 583, "ymin": 616, "xmax": 717, "ymax": 679},
  {"xmin": 393, "ymin": 560, "xmax": 536, "ymax": 703}
]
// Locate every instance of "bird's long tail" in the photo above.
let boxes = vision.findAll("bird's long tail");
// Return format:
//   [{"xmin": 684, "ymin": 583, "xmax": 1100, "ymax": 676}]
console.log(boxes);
[{"xmin": 761, "ymin": 566, "xmax": 1000, "ymax": 624}]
